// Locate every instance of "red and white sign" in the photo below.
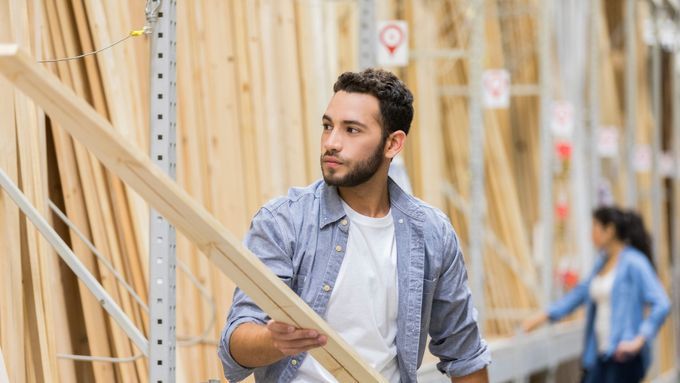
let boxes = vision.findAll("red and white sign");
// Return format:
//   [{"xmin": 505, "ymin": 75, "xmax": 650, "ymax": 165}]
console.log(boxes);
[
  {"xmin": 597, "ymin": 126, "xmax": 619, "ymax": 158},
  {"xmin": 555, "ymin": 140, "xmax": 573, "ymax": 161},
  {"xmin": 377, "ymin": 20, "xmax": 408, "ymax": 67},
  {"xmin": 551, "ymin": 101, "xmax": 574, "ymax": 138},
  {"xmin": 482, "ymin": 69, "xmax": 510, "ymax": 109}
]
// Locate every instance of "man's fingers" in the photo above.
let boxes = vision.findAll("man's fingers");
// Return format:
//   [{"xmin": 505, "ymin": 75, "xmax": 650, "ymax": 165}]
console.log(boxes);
[
  {"xmin": 273, "ymin": 329, "xmax": 320, "ymax": 342},
  {"xmin": 275, "ymin": 337, "xmax": 325, "ymax": 352},
  {"xmin": 278, "ymin": 341, "xmax": 322, "ymax": 355},
  {"xmin": 267, "ymin": 320, "xmax": 324, "ymax": 340},
  {"xmin": 273, "ymin": 335, "xmax": 328, "ymax": 356},
  {"xmin": 266, "ymin": 320, "xmax": 295, "ymax": 334}
]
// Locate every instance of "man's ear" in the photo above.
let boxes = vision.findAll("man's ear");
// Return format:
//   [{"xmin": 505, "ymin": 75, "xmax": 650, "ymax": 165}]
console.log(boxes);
[{"xmin": 384, "ymin": 130, "xmax": 406, "ymax": 159}]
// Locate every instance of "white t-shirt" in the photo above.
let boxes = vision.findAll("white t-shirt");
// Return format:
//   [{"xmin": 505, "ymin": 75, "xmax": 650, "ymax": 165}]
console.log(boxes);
[
  {"xmin": 590, "ymin": 269, "xmax": 616, "ymax": 353},
  {"xmin": 293, "ymin": 201, "xmax": 400, "ymax": 383}
]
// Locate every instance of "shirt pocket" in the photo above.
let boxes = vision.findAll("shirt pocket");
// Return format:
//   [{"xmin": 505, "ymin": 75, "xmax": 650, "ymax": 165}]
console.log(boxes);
[
  {"xmin": 423, "ymin": 277, "xmax": 439, "ymax": 296},
  {"xmin": 421, "ymin": 277, "xmax": 439, "ymax": 331},
  {"xmin": 291, "ymin": 274, "xmax": 307, "ymax": 295}
]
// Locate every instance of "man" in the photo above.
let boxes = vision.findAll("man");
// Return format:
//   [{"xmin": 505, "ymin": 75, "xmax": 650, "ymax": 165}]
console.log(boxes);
[{"xmin": 218, "ymin": 69, "xmax": 490, "ymax": 382}]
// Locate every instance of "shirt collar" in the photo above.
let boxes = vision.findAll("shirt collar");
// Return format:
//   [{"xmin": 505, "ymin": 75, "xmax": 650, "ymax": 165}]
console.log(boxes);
[{"xmin": 318, "ymin": 177, "xmax": 424, "ymax": 229}]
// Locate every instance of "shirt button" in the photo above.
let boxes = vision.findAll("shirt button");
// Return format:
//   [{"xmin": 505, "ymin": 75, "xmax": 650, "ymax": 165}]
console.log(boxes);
[
  {"xmin": 291, "ymin": 359, "xmax": 298, "ymax": 366},
  {"xmin": 340, "ymin": 219, "xmax": 348, "ymax": 226},
  {"xmin": 398, "ymin": 219, "xmax": 404, "ymax": 224},
  {"xmin": 335, "ymin": 245, "xmax": 342, "ymax": 252},
  {"xmin": 323, "ymin": 284, "xmax": 331, "ymax": 292}
]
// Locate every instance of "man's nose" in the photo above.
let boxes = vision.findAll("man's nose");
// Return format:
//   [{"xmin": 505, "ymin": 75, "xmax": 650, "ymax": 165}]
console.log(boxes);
[{"xmin": 323, "ymin": 128, "xmax": 342, "ymax": 152}]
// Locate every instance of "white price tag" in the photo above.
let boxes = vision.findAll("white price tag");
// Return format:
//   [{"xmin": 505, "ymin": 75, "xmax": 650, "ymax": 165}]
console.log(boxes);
[
  {"xmin": 482, "ymin": 69, "xmax": 510, "ymax": 109},
  {"xmin": 597, "ymin": 126, "xmax": 619, "ymax": 158},
  {"xmin": 551, "ymin": 101, "xmax": 574, "ymax": 138}
]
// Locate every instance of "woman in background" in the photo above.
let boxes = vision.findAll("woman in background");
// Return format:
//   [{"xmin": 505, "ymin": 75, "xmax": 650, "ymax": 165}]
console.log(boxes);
[{"xmin": 522, "ymin": 206, "xmax": 670, "ymax": 383}]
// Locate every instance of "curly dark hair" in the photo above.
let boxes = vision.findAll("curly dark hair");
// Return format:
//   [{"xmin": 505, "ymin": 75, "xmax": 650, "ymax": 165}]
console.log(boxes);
[
  {"xmin": 593, "ymin": 206, "xmax": 654, "ymax": 269},
  {"xmin": 332, "ymin": 68, "xmax": 414, "ymax": 137}
]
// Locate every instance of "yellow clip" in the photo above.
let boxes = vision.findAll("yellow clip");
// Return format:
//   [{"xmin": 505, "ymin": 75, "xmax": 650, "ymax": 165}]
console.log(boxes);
[{"xmin": 130, "ymin": 29, "xmax": 145, "ymax": 37}]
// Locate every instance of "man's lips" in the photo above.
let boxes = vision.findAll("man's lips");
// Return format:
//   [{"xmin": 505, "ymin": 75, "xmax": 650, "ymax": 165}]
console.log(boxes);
[{"xmin": 322, "ymin": 156, "xmax": 343, "ymax": 165}]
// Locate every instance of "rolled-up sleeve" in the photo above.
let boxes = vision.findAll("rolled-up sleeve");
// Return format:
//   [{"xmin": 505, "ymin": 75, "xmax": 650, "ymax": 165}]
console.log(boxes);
[
  {"xmin": 429, "ymin": 228, "xmax": 491, "ymax": 377},
  {"xmin": 218, "ymin": 205, "xmax": 295, "ymax": 381}
]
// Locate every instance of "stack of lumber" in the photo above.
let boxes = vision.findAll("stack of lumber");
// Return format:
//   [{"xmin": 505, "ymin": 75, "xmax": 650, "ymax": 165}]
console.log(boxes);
[
  {"xmin": 0, "ymin": 0, "xmax": 676, "ymax": 382},
  {"xmin": 405, "ymin": 0, "xmax": 540, "ymax": 337}
]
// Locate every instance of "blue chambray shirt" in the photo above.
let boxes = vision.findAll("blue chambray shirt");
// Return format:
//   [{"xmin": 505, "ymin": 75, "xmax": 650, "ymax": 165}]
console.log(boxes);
[
  {"xmin": 218, "ymin": 178, "xmax": 490, "ymax": 382},
  {"xmin": 547, "ymin": 246, "xmax": 670, "ymax": 372}
]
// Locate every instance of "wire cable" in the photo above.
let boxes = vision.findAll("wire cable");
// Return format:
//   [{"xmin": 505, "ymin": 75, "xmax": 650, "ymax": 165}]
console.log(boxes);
[
  {"xmin": 37, "ymin": 29, "xmax": 147, "ymax": 64},
  {"xmin": 48, "ymin": 200, "xmax": 150, "ymax": 314},
  {"xmin": 49, "ymin": 199, "xmax": 218, "ymax": 347},
  {"xmin": 57, "ymin": 353, "xmax": 145, "ymax": 363}
]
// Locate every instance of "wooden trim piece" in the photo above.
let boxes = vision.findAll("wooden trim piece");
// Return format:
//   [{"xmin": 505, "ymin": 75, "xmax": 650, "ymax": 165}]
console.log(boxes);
[
  {"xmin": 0, "ymin": 345, "xmax": 9, "ymax": 383},
  {"xmin": 0, "ymin": 77, "xmax": 24, "ymax": 383},
  {"xmin": 0, "ymin": 44, "xmax": 384, "ymax": 383}
]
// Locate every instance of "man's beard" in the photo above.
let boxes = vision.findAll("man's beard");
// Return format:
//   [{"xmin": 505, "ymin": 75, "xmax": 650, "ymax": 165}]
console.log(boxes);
[{"xmin": 321, "ymin": 140, "xmax": 386, "ymax": 187}]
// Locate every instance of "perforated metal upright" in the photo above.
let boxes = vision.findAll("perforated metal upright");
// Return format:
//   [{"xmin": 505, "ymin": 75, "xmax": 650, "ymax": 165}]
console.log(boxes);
[
  {"xmin": 588, "ymin": 0, "xmax": 601, "ymax": 209},
  {"xmin": 358, "ymin": 0, "xmax": 376, "ymax": 69},
  {"xmin": 624, "ymin": 0, "xmax": 638, "ymax": 208},
  {"xmin": 148, "ymin": 0, "xmax": 178, "ymax": 381},
  {"xmin": 467, "ymin": 0, "xmax": 487, "ymax": 331},
  {"xmin": 538, "ymin": 0, "xmax": 554, "ymax": 306},
  {"xmin": 673, "ymin": 50, "xmax": 680, "ymax": 374}
]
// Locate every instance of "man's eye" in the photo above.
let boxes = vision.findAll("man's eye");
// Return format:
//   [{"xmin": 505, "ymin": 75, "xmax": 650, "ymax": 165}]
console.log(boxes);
[
  {"xmin": 347, "ymin": 127, "xmax": 359, "ymax": 133},
  {"xmin": 322, "ymin": 124, "xmax": 332, "ymax": 130}
]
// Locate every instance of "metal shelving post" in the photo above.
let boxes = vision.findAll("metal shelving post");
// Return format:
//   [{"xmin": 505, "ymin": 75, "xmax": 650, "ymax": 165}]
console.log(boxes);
[
  {"xmin": 589, "ymin": 0, "xmax": 601, "ymax": 210},
  {"xmin": 358, "ymin": 0, "xmax": 376, "ymax": 70},
  {"xmin": 468, "ymin": 0, "xmax": 487, "ymax": 332},
  {"xmin": 624, "ymin": 0, "xmax": 638, "ymax": 208},
  {"xmin": 147, "ymin": 0, "xmax": 178, "ymax": 381},
  {"xmin": 650, "ymin": 3, "xmax": 663, "ymax": 271},
  {"xmin": 538, "ymin": 0, "xmax": 554, "ymax": 306},
  {"xmin": 673, "ymin": 49, "xmax": 680, "ymax": 374},
  {"xmin": 648, "ymin": 6, "xmax": 663, "ymax": 378}
]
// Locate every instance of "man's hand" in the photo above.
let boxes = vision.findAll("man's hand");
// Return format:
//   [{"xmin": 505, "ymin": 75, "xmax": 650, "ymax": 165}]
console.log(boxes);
[
  {"xmin": 267, "ymin": 320, "xmax": 328, "ymax": 356},
  {"xmin": 229, "ymin": 320, "xmax": 327, "ymax": 368},
  {"xmin": 614, "ymin": 336, "xmax": 645, "ymax": 362},
  {"xmin": 451, "ymin": 367, "xmax": 489, "ymax": 383}
]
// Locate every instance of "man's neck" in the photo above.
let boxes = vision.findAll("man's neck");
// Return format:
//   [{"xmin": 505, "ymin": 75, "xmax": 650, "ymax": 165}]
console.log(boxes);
[{"xmin": 337, "ymin": 172, "xmax": 391, "ymax": 218}]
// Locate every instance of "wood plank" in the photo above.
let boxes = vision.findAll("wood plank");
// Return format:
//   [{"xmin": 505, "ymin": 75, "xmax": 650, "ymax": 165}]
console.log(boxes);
[
  {"xmin": 39, "ymin": 1, "xmax": 118, "ymax": 380},
  {"xmin": 0, "ymin": 7, "xmax": 24, "ymax": 380},
  {"xmin": 0, "ymin": 69, "xmax": 25, "ymax": 383},
  {"xmin": 0, "ymin": 345, "xmax": 8, "ymax": 383},
  {"xmin": 294, "ymin": 0, "xmax": 330, "ymax": 184},
  {"xmin": 0, "ymin": 44, "xmax": 385, "ymax": 383},
  {"xmin": 15, "ymin": 88, "xmax": 59, "ymax": 383},
  {"xmin": 175, "ymin": 2, "xmax": 207, "ymax": 380},
  {"xmin": 9, "ymin": 0, "xmax": 63, "ymax": 380},
  {"xmin": 407, "ymin": 0, "xmax": 446, "ymax": 210},
  {"xmin": 0, "ymin": 103, "xmax": 24, "ymax": 383}
]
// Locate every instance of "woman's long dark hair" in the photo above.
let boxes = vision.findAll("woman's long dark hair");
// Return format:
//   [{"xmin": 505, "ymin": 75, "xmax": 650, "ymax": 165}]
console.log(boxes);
[{"xmin": 593, "ymin": 206, "xmax": 654, "ymax": 268}]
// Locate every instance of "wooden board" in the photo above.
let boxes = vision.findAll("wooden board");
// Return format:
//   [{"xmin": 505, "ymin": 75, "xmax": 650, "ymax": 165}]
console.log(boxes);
[
  {"xmin": 0, "ymin": 345, "xmax": 8, "ymax": 383},
  {"xmin": 0, "ymin": 43, "xmax": 385, "ymax": 383}
]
